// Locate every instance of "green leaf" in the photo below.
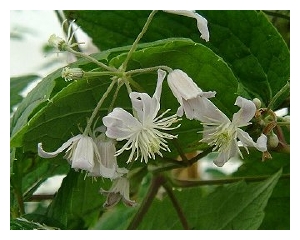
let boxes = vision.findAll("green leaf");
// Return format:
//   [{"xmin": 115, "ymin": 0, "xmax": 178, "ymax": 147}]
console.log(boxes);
[
  {"xmin": 10, "ymin": 217, "xmax": 59, "ymax": 230},
  {"xmin": 234, "ymin": 151, "xmax": 290, "ymax": 230},
  {"xmin": 199, "ymin": 10, "xmax": 289, "ymax": 108},
  {"xmin": 10, "ymin": 75, "xmax": 39, "ymax": 113},
  {"xmin": 65, "ymin": 10, "xmax": 289, "ymax": 108},
  {"xmin": 46, "ymin": 170, "xmax": 109, "ymax": 229},
  {"xmin": 137, "ymin": 170, "xmax": 282, "ymax": 229}
]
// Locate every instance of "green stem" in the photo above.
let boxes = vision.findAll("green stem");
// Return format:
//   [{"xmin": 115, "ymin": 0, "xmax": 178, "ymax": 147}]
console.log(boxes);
[
  {"xmin": 267, "ymin": 81, "xmax": 290, "ymax": 111},
  {"xmin": 126, "ymin": 65, "xmax": 173, "ymax": 75},
  {"xmin": 127, "ymin": 175, "xmax": 165, "ymax": 230},
  {"xmin": 65, "ymin": 46, "xmax": 117, "ymax": 72},
  {"xmin": 108, "ymin": 80, "xmax": 122, "ymax": 113},
  {"xmin": 163, "ymin": 182, "xmax": 189, "ymax": 229},
  {"xmin": 121, "ymin": 11, "xmax": 158, "ymax": 71},
  {"xmin": 84, "ymin": 71, "xmax": 121, "ymax": 78},
  {"xmin": 83, "ymin": 79, "xmax": 117, "ymax": 135},
  {"xmin": 172, "ymin": 173, "xmax": 290, "ymax": 188}
]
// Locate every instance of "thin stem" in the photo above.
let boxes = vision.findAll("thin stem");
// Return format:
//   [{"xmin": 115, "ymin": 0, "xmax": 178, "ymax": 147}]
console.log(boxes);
[
  {"xmin": 65, "ymin": 46, "xmax": 117, "ymax": 72},
  {"xmin": 172, "ymin": 139, "xmax": 189, "ymax": 163},
  {"xmin": 28, "ymin": 194, "xmax": 54, "ymax": 202},
  {"xmin": 83, "ymin": 79, "xmax": 117, "ymax": 135},
  {"xmin": 108, "ymin": 80, "xmax": 122, "ymax": 113},
  {"xmin": 126, "ymin": 65, "xmax": 173, "ymax": 75},
  {"xmin": 172, "ymin": 173, "xmax": 290, "ymax": 188},
  {"xmin": 163, "ymin": 182, "xmax": 189, "ymax": 229},
  {"xmin": 84, "ymin": 71, "xmax": 121, "ymax": 78},
  {"xmin": 121, "ymin": 11, "xmax": 158, "ymax": 71},
  {"xmin": 267, "ymin": 81, "xmax": 290, "ymax": 111},
  {"xmin": 150, "ymin": 147, "xmax": 213, "ymax": 174},
  {"xmin": 127, "ymin": 175, "xmax": 165, "ymax": 230}
]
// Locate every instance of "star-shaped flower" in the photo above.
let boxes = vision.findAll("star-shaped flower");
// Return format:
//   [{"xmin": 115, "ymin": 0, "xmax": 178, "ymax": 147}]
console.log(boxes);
[{"xmin": 103, "ymin": 69, "xmax": 180, "ymax": 163}]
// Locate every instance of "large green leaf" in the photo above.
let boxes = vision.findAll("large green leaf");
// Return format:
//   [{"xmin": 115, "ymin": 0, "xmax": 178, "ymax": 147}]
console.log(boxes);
[
  {"xmin": 46, "ymin": 170, "xmax": 109, "ymax": 229},
  {"xmin": 137, "ymin": 170, "xmax": 282, "ymax": 229},
  {"xmin": 64, "ymin": 10, "xmax": 289, "ymax": 107},
  {"xmin": 234, "ymin": 151, "xmax": 290, "ymax": 230}
]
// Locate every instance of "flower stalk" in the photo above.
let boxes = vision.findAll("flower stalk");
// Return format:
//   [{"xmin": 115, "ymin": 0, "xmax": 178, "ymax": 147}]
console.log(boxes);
[
  {"xmin": 121, "ymin": 10, "xmax": 158, "ymax": 71},
  {"xmin": 83, "ymin": 78, "xmax": 117, "ymax": 135}
]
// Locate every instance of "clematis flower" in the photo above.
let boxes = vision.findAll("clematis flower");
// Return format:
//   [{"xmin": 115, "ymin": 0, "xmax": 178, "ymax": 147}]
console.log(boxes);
[
  {"xmin": 200, "ymin": 96, "xmax": 267, "ymax": 167},
  {"xmin": 167, "ymin": 69, "xmax": 216, "ymax": 121},
  {"xmin": 88, "ymin": 131, "xmax": 128, "ymax": 179},
  {"xmin": 100, "ymin": 177, "xmax": 136, "ymax": 208},
  {"xmin": 38, "ymin": 134, "xmax": 98, "ymax": 172},
  {"xmin": 103, "ymin": 69, "xmax": 180, "ymax": 163},
  {"xmin": 164, "ymin": 10, "xmax": 209, "ymax": 41}
]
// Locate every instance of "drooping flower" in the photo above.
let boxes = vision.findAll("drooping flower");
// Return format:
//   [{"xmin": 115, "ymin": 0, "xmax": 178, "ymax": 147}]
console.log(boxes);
[
  {"xmin": 200, "ymin": 96, "xmax": 267, "ymax": 167},
  {"xmin": 167, "ymin": 69, "xmax": 216, "ymax": 121},
  {"xmin": 100, "ymin": 177, "xmax": 136, "ymax": 208},
  {"xmin": 88, "ymin": 131, "xmax": 128, "ymax": 179},
  {"xmin": 103, "ymin": 69, "xmax": 180, "ymax": 163},
  {"xmin": 164, "ymin": 10, "xmax": 209, "ymax": 41},
  {"xmin": 38, "ymin": 134, "xmax": 98, "ymax": 172}
]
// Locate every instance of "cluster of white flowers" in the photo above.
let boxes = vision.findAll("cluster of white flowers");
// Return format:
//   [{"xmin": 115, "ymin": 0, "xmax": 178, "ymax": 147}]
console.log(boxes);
[{"xmin": 38, "ymin": 10, "xmax": 268, "ymax": 208}]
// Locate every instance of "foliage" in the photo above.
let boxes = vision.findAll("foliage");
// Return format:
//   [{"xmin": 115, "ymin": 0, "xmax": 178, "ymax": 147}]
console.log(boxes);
[{"xmin": 10, "ymin": 10, "xmax": 290, "ymax": 230}]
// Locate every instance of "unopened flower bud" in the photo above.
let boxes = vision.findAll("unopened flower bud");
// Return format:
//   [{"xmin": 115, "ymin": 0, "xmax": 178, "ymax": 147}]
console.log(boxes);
[
  {"xmin": 48, "ymin": 34, "xmax": 66, "ymax": 51},
  {"xmin": 252, "ymin": 98, "xmax": 261, "ymax": 109},
  {"xmin": 268, "ymin": 132, "xmax": 279, "ymax": 148},
  {"xmin": 61, "ymin": 67, "xmax": 84, "ymax": 81}
]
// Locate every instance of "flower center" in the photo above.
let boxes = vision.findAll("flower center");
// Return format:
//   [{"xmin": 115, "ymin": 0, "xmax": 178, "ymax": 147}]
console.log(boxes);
[{"xmin": 203, "ymin": 123, "xmax": 235, "ymax": 152}]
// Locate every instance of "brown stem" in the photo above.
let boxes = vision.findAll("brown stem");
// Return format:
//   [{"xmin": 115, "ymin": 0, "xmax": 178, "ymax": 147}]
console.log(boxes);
[
  {"xmin": 163, "ymin": 182, "xmax": 189, "ymax": 229},
  {"xmin": 127, "ymin": 175, "xmax": 165, "ymax": 230}
]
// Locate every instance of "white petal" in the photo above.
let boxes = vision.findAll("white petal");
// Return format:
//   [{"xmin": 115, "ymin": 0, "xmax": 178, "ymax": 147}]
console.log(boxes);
[
  {"xmin": 153, "ymin": 69, "xmax": 166, "ymax": 103},
  {"xmin": 164, "ymin": 11, "xmax": 209, "ymax": 41},
  {"xmin": 37, "ymin": 134, "xmax": 82, "ymax": 158},
  {"xmin": 130, "ymin": 69, "xmax": 165, "ymax": 123},
  {"xmin": 236, "ymin": 128, "xmax": 257, "ymax": 148},
  {"xmin": 130, "ymin": 92, "xmax": 156, "ymax": 123},
  {"xmin": 196, "ymin": 96, "xmax": 229, "ymax": 123},
  {"xmin": 232, "ymin": 96, "xmax": 256, "ymax": 127},
  {"xmin": 213, "ymin": 139, "xmax": 238, "ymax": 167},
  {"xmin": 70, "ymin": 136, "xmax": 95, "ymax": 171},
  {"xmin": 103, "ymin": 108, "xmax": 141, "ymax": 140},
  {"xmin": 256, "ymin": 134, "xmax": 268, "ymax": 152},
  {"xmin": 167, "ymin": 69, "xmax": 201, "ymax": 100},
  {"xmin": 237, "ymin": 130, "xmax": 267, "ymax": 153}
]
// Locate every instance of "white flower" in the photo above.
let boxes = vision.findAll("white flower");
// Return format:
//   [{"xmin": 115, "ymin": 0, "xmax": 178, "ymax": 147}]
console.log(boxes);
[
  {"xmin": 167, "ymin": 69, "xmax": 216, "ymax": 121},
  {"xmin": 38, "ymin": 134, "xmax": 98, "ymax": 172},
  {"xmin": 61, "ymin": 67, "xmax": 84, "ymax": 81},
  {"xmin": 201, "ymin": 96, "xmax": 267, "ymax": 167},
  {"xmin": 164, "ymin": 10, "xmax": 209, "ymax": 41},
  {"xmin": 100, "ymin": 177, "xmax": 136, "ymax": 208},
  {"xmin": 88, "ymin": 132, "xmax": 128, "ymax": 179},
  {"xmin": 103, "ymin": 69, "xmax": 180, "ymax": 163}
]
